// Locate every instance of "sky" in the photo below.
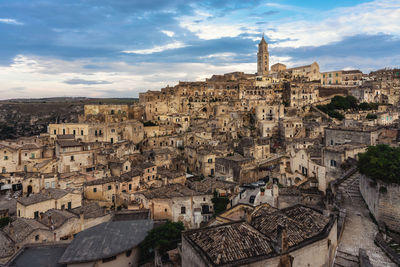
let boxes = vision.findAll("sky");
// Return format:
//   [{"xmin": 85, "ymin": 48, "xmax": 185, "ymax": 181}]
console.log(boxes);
[{"xmin": 0, "ymin": 0, "xmax": 400, "ymax": 99}]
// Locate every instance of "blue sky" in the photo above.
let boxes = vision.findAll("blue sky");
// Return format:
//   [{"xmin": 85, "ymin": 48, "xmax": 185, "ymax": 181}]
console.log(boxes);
[{"xmin": 0, "ymin": 0, "xmax": 399, "ymax": 99}]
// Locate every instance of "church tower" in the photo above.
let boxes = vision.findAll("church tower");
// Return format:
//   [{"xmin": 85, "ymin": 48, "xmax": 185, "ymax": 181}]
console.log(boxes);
[{"xmin": 257, "ymin": 35, "xmax": 269, "ymax": 76}]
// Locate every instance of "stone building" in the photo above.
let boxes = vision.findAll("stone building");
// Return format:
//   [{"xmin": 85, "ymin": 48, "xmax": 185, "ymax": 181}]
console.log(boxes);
[
  {"xmin": 58, "ymin": 220, "xmax": 154, "ymax": 267},
  {"xmin": 17, "ymin": 188, "xmax": 82, "ymax": 219},
  {"xmin": 216, "ymin": 154, "xmax": 259, "ymax": 184},
  {"xmin": 321, "ymin": 70, "xmax": 342, "ymax": 85},
  {"xmin": 322, "ymin": 144, "xmax": 366, "ymax": 176},
  {"xmin": 181, "ymin": 204, "xmax": 337, "ymax": 267},
  {"xmin": 271, "ymin": 63, "xmax": 287, "ymax": 73},
  {"xmin": 324, "ymin": 126, "xmax": 380, "ymax": 146},
  {"xmin": 134, "ymin": 184, "xmax": 213, "ymax": 228},
  {"xmin": 257, "ymin": 35, "xmax": 269, "ymax": 76},
  {"xmin": 286, "ymin": 62, "xmax": 321, "ymax": 81}
]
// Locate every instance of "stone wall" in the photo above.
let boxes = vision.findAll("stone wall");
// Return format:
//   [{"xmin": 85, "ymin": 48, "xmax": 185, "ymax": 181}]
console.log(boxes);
[{"xmin": 360, "ymin": 175, "xmax": 400, "ymax": 233}]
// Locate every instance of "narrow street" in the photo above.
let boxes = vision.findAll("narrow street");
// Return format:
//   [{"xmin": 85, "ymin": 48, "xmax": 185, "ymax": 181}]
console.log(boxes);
[{"xmin": 334, "ymin": 173, "xmax": 396, "ymax": 267}]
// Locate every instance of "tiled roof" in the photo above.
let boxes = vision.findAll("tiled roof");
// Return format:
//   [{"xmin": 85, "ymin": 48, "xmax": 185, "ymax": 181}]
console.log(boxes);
[
  {"xmin": 3, "ymin": 218, "xmax": 49, "ymax": 243},
  {"xmin": 37, "ymin": 209, "xmax": 78, "ymax": 229},
  {"xmin": 17, "ymin": 188, "xmax": 73, "ymax": 206},
  {"xmin": 183, "ymin": 205, "xmax": 335, "ymax": 266},
  {"xmin": 56, "ymin": 140, "xmax": 82, "ymax": 148},
  {"xmin": 140, "ymin": 184, "xmax": 207, "ymax": 199},
  {"xmin": 70, "ymin": 203, "xmax": 107, "ymax": 219},
  {"xmin": 187, "ymin": 177, "xmax": 237, "ymax": 194},
  {"xmin": 184, "ymin": 222, "xmax": 275, "ymax": 266},
  {"xmin": 58, "ymin": 220, "xmax": 153, "ymax": 264}
]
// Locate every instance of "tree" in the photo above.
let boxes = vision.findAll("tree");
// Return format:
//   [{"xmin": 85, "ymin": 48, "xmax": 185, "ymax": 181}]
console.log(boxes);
[
  {"xmin": 346, "ymin": 96, "xmax": 358, "ymax": 109},
  {"xmin": 366, "ymin": 113, "xmax": 377, "ymax": 120},
  {"xmin": 327, "ymin": 110, "xmax": 344, "ymax": 120},
  {"xmin": 140, "ymin": 221, "xmax": 184, "ymax": 262},
  {"xmin": 358, "ymin": 102, "xmax": 371, "ymax": 110},
  {"xmin": 211, "ymin": 190, "xmax": 230, "ymax": 215},
  {"xmin": 358, "ymin": 144, "xmax": 400, "ymax": 184},
  {"xmin": 0, "ymin": 217, "xmax": 11, "ymax": 228}
]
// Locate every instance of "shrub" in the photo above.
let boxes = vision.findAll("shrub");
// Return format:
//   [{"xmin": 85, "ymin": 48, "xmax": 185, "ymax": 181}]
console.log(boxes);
[
  {"xmin": 358, "ymin": 144, "xmax": 400, "ymax": 185},
  {"xmin": 0, "ymin": 217, "xmax": 11, "ymax": 228},
  {"xmin": 139, "ymin": 221, "xmax": 184, "ymax": 263},
  {"xmin": 366, "ymin": 113, "xmax": 377, "ymax": 120}
]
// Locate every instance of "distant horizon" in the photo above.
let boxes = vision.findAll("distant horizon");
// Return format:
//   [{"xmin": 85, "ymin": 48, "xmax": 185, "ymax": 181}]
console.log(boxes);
[
  {"xmin": 1, "ymin": 0, "xmax": 400, "ymax": 99},
  {"xmin": 1, "ymin": 65, "xmax": 399, "ymax": 101}
]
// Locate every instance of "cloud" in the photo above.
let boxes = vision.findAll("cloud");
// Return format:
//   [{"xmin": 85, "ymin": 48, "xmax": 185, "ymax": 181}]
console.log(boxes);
[
  {"xmin": 0, "ymin": 54, "xmax": 256, "ymax": 99},
  {"xmin": 0, "ymin": 18, "xmax": 23, "ymax": 25},
  {"xmin": 122, "ymin": 41, "xmax": 188, "ymax": 54},
  {"xmin": 161, "ymin": 30, "xmax": 175, "ymax": 37},
  {"xmin": 266, "ymin": 0, "xmax": 400, "ymax": 48},
  {"xmin": 199, "ymin": 52, "xmax": 237, "ymax": 59},
  {"xmin": 64, "ymin": 78, "xmax": 112, "ymax": 85}
]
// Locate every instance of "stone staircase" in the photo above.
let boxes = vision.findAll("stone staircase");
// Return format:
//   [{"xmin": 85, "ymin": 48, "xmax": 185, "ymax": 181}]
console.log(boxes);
[
  {"xmin": 333, "ymin": 250, "xmax": 359, "ymax": 267},
  {"xmin": 333, "ymin": 172, "xmax": 397, "ymax": 267}
]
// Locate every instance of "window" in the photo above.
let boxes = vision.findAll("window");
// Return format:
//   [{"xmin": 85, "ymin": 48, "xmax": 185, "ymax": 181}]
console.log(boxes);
[
  {"xmin": 108, "ymin": 185, "xmax": 112, "ymax": 190},
  {"xmin": 54, "ymin": 129, "xmax": 57, "ymax": 134},
  {"xmin": 330, "ymin": 160, "xmax": 337, "ymax": 167},
  {"xmin": 68, "ymin": 202, "xmax": 71, "ymax": 209},
  {"xmin": 70, "ymin": 156, "xmax": 74, "ymax": 161},
  {"xmin": 35, "ymin": 235, "xmax": 39, "ymax": 241},
  {"xmin": 18, "ymin": 210, "xmax": 20, "ymax": 217},
  {"xmin": 45, "ymin": 182, "xmax": 49, "ymax": 189},
  {"xmin": 126, "ymin": 250, "xmax": 132, "ymax": 257},
  {"xmin": 4, "ymin": 156, "xmax": 8, "ymax": 160},
  {"xmin": 34, "ymin": 211, "xmax": 39, "ymax": 219},
  {"xmin": 129, "ymin": 184, "xmax": 132, "ymax": 190},
  {"xmin": 164, "ymin": 208, "xmax": 167, "ymax": 212},
  {"xmin": 208, "ymin": 158, "xmax": 213, "ymax": 163},
  {"xmin": 31, "ymin": 153, "xmax": 35, "ymax": 159},
  {"xmin": 73, "ymin": 130, "xmax": 76, "ymax": 135},
  {"xmin": 81, "ymin": 130, "xmax": 84, "ymax": 135},
  {"xmin": 62, "ymin": 129, "xmax": 66, "ymax": 135},
  {"xmin": 61, "ymin": 204, "xmax": 65, "ymax": 210},
  {"xmin": 93, "ymin": 188, "xmax": 97, "ymax": 192},
  {"xmin": 181, "ymin": 206, "xmax": 186, "ymax": 214}
]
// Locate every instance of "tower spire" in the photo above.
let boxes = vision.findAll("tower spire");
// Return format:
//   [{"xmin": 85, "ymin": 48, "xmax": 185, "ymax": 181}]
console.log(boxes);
[{"xmin": 257, "ymin": 34, "xmax": 269, "ymax": 76}]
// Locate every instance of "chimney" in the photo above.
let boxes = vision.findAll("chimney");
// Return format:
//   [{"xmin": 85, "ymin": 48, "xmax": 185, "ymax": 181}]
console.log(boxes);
[
  {"xmin": 277, "ymin": 225, "xmax": 288, "ymax": 253},
  {"xmin": 245, "ymin": 209, "xmax": 252, "ymax": 224},
  {"xmin": 9, "ymin": 222, "xmax": 14, "ymax": 236},
  {"xmin": 41, "ymin": 174, "xmax": 45, "ymax": 190},
  {"xmin": 80, "ymin": 211, "xmax": 84, "ymax": 231}
]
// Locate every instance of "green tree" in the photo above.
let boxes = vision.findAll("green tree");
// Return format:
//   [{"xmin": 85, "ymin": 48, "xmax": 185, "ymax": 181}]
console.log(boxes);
[
  {"xmin": 346, "ymin": 96, "xmax": 358, "ymax": 109},
  {"xmin": 358, "ymin": 102, "xmax": 371, "ymax": 110},
  {"xmin": 0, "ymin": 217, "xmax": 11, "ymax": 228},
  {"xmin": 366, "ymin": 113, "xmax": 377, "ymax": 120},
  {"xmin": 211, "ymin": 191, "xmax": 230, "ymax": 215},
  {"xmin": 327, "ymin": 110, "xmax": 344, "ymax": 120},
  {"xmin": 358, "ymin": 144, "xmax": 400, "ymax": 184},
  {"xmin": 140, "ymin": 221, "xmax": 184, "ymax": 262}
]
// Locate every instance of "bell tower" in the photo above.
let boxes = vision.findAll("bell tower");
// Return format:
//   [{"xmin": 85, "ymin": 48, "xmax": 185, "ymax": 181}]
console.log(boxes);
[{"xmin": 257, "ymin": 34, "xmax": 269, "ymax": 76}]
